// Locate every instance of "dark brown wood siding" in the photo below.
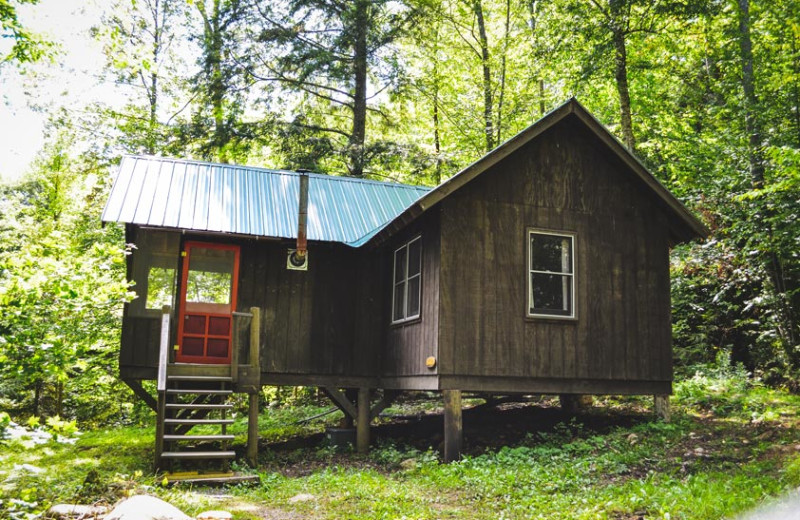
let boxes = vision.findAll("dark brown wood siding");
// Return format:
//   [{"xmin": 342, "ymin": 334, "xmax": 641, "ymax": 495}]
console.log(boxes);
[
  {"xmin": 438, "ymin": 116, "xmax": 673, "ymax": 387},
  {"xmin": 238, "ymin": 239, "xmax": 381, "ymax": 379},
  {"xmin": 381, "ymin": 211, "xmax": 441, "ymax": 378},
  {"xmin": 119, "ymin": 230, "xmax": 382, "ymax": 381}
]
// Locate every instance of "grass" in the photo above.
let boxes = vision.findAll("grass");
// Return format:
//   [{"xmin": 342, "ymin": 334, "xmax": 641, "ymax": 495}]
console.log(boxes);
[{"xmin": 2, "ymin": 366, "xmax": 800, "ymax": 519}]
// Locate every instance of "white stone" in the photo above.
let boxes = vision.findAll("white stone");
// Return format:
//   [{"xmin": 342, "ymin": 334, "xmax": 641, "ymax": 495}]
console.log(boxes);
[
  {"xmin": 103, "ymin": 495, "xmax": 192, "ymax": 520},
  {"xmin": 48, "ymin": 504, "xmax": 108, "ymax": 519},
  {"xmin": 196, "ymin": 512, "xmax": 232, "ymax": 520},
  {"xmin": 287, "ymin": 493, "xmax": 315, "ymax": 504}
]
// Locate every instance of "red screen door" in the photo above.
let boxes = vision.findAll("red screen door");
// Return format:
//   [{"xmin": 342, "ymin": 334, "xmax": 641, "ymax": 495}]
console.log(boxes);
[{"xmin": 176, "ymin": 242, "xmax": 240, "ymax": 364}]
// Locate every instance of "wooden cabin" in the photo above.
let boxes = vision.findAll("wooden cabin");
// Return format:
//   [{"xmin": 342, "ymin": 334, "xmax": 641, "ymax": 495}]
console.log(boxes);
[{"xmin": 102, "ymin": 98, "xmax": 707, "ymax": 468}]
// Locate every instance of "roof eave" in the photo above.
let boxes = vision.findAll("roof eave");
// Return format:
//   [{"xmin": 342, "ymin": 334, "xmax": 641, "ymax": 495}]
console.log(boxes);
[{"xmin": 366, "ymin": 97, "xmax": 709, "ymax": 248}]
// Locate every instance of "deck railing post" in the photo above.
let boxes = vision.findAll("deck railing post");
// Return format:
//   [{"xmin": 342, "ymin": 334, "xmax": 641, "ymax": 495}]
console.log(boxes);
[{"xmin": 155, "ymin": 305, "xmax": 171, "ymax": 471}]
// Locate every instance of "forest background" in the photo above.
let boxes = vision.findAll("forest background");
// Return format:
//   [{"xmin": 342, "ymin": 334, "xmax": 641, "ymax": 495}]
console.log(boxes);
[{"xmin": 0, "ymin": 0, "xmax": 799, "ymax": 425}]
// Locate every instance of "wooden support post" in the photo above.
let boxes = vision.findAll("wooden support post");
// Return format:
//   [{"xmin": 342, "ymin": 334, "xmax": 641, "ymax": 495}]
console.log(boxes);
[
  {"xmin": 247, "ymin": 391, "xmax": 259, "ymax": 467},
  {"xmin": 249, "ymin": 307, "xmax": 260, "ymax": 371},
  {"xmin": 357, "ymin": 388, "xmax": 370, "ymax": 454},
  {"xmin": 559, "ymin": 394, "xmax": 593, "ymax": 414},
  {"xmin": 654, "ymin": 395, "xmax": 670, "ymax": 422},
  {"xmin": 443, "ymin": 389, "xmax": 462, "ymax": 463}
]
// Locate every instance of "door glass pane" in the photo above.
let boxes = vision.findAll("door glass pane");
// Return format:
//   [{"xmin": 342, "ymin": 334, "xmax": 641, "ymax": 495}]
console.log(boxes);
[
  {"xmin": 208, "ymin": 316, "xmax": 231, "ymax": 336},
  {"xmin": 207, "ymin": 338, "xmax": 229, "ymax": 357},
  {"xmin": 184, "ymin": 314, "xmax": 206, "ymax": 335},
  {"xmin": 185, "ymin": 248, "xmax": 235, "ymax": 304},
  {"xmin": 182, "ymin": 337, "xmax": 204, "ymax": 356}
]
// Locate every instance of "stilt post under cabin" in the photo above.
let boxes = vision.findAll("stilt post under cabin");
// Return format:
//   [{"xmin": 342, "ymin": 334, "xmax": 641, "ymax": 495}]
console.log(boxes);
[
  {"xmin": 443, "ymin": 389, "xmax": 463, "ymax": 462},
  {"xmin": 247, "ymin": 306, "xmax": 261, "ymax": 467},
  {"xmin": 357, "ymin": 387, "xmax": 370, "ymax": 453},
  {"xmin": 654, "ymin": 394, "xmax": 670, "ymax": 422}
]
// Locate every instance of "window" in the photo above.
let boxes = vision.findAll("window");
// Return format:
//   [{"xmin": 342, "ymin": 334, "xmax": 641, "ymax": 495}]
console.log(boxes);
[
  {"xmin": 130, "ymin": 231, "xmax": 180, "ymax": 317},
  {"xmin": 528, "ymin": 230, "xmax": 575, "ymax": 318},
  {"xmin": 392, "ymin": 236, "xmax": 422, "ymax": 323},
  {"xmin": 146, "ymin": 266, "xmax": 176, "ymax": 310}
]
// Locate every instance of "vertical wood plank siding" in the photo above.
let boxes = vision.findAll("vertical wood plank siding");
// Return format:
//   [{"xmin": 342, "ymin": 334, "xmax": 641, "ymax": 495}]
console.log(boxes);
[
  {"xmin": 381, "ymin": 212, "xmax": 441, "ymax": 377},
  {"xmin": 438, "ymin": 117, "xmax": 673, "ymax": 383},
  {"xmin": 119, "ymin": 113, "xmax": 676, "ymax": 392},
  {"xmin": 120, "ymin": 233, "xmax": 383, "ymax": 380}
]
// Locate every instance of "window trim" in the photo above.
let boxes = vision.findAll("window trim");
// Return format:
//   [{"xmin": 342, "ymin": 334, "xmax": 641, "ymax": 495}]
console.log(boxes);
[
  {"xmin": 526, "ymin": 228, "xmax": 577, "ymax": 320},
  {"xmin": 391, "ymin": 235, "xmax": 423, "ymax": 325}
]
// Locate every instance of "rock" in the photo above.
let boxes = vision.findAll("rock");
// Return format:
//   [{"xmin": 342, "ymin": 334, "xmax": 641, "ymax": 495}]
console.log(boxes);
[
  {"xmin": 288, "ymin": 493, "xmax": 316, "ymax": 504},
  {"xmin": 399, "ymin": 458, "xmax": 417, "ymax": 471},
  {"xmin": 48, "ymin": 504, "xmax": 108, "ymax": 519},
  {"xmin": 104, "ymin": 495, "xmax": 192, "ymax": 520},
  {"xmin": 196, "ymin": 512, "xmax": 232, "ymax": 520}
]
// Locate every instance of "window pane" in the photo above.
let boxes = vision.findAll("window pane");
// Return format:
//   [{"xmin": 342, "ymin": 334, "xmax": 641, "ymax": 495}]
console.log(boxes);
[
  {"xmin": 407, "ymin": 238, "xmax": 421, "ymax": 277},
  {"xmin": 146, "ymin": 267, "xmax": 176, "ymax": 309},
  {"xmin": 393, "ymin": 281, "xmax": 406, "ymax": 321},
  {"xmin": 407, "ymin": 275, "xmax": 421, "ymax": 317},
  {"xmin": 530, "ymin": 273, "xmax": 572, "ymax": 315},
  {"xmin": 530, "ymin": 234, "xmax": 572, "ymax": 273},
  {"xmin": 186, "ymin": 248, "xmax": 235, "ymax": 304},
  {"xmin": 394, "ymin": 247, "xmax": 407, "ymax": 284}
]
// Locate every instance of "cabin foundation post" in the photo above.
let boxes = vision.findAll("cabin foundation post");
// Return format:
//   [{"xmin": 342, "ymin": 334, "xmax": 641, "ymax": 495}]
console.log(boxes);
[
  {"xmin": 356, "ymin": 387, "xmax": 370, "ymax": 454},
  {"xmin": 559, "ymin": 394, "xmax": 593, "ymax": 413},
  {"xmin": 654, "ymin": 395, "xmax": 670, "ymax": 422},
  {"xmin": 247, "ymin": 391, "xmax": 260, "ymax": 466},
  {"xmin": 443, "ymin": 389, "xmax": 462, "ymax": 462}
]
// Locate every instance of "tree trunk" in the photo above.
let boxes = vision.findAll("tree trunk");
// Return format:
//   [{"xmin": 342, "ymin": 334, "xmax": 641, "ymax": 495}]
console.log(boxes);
[
  {"xmin": 737, "ymin": 0, "xmax": 799, "ymax": 361},
  {"xmin": 432, "ymin": 35, "xmax": 443, "ymax": 184},
  {"xmin": 737, "ymin": 0, "xmax": 764, "ymax": 186},
  {"xmin": 198, "ymin": 0, "xmax": 229, "ymax": 163},
  {"xmin": 527, "ymin": 0, "xmax": 547, "ymax": 117},
  {"xmin": 145, "ymin": 0, "xmax": 162, "ymax": 155},
  {"xmin": 495, "ymin": 0, "xmax": 510, "ymax": 144},
  {"xmin": 472, "ymin": 0, "xmax": 494, "ymax": 152},
  {"xmin": 349, "ymin": 0, "xmax": 369, "ymax": 177},
  {"xmin": 611, "ymin": 23, "xmax": 635, "ymax": 151}
]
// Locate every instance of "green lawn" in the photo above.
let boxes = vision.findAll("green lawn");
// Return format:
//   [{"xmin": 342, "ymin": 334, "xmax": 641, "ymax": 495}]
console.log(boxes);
[{"xmin": 2, "ymin": 366, "xmax": 800, "ymax": 519}]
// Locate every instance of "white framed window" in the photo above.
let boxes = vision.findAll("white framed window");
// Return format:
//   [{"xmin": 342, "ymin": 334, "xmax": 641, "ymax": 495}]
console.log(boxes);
[
  {"xmin": 392, "ymin": 235, "xmax": 422, "ymax": 323},
  {"xmin": 528, "ymin": 230, "xmax": 575, "ymax": 318}
]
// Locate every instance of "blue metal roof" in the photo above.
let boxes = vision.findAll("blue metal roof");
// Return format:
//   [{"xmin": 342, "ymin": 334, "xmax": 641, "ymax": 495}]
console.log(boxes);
[{"xmin": 101, "ymin": 156, "xmax": 431, "ymax": 246}]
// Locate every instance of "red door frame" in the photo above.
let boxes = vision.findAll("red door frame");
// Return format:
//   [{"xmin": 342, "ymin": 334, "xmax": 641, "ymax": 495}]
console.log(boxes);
[{"xmin": 176, "ymin": 241, "xmax": 240, "ymax": 364}]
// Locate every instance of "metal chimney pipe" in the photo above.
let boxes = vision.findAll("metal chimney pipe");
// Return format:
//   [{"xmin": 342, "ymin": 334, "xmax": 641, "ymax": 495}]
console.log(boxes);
[{"xmin": 296, "ymin": 171, "xmax": 309, "ymax": 257}]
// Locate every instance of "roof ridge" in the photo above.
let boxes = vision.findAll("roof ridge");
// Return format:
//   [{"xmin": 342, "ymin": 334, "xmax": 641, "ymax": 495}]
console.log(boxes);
[{"xmin": 124, "ymin": 155, "xmax": 432, "ymax": 192}]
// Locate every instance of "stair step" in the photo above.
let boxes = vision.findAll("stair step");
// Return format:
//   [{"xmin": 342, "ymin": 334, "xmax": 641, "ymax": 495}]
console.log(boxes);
[
  {"xmin": 160, "ymin": 451, "xmax": 236, "ymax": 459},
  {"xmin": 167, "ymin": 375, "xmax": 233, "ymax": 382},
  {"xmin": 165, "ymin": 403, "xmax": 233, "ymax": 410},
  {"xmin": 164, "ymin": 418, "xmax": 234, "ymax": 425},
  {"xmin": 167, "ymin": 389, "xmax": 232, "ymax": 396},
  {"xmin": 163, "ymin": 434, "xmax": 235, "ymax": 442}
]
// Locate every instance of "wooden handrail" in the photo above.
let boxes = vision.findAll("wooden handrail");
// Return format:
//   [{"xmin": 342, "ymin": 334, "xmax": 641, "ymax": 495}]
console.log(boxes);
[
  {"xmin": 155, "ymin": 305, "xmax": 170, "ymax": 471},
  {"xmin": 156, "ymin": 305, "xmax": 171, "ymax": 392}
]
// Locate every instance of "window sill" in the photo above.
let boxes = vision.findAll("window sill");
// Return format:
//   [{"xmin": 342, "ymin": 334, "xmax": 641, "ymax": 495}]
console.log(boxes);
[
  {"xmin": 391, "ymin": 315, "xmax": 422, "ymax": 327},
  {"xmin": 525, "ymin": 314, "xmax": 578, "ymax": 324}
]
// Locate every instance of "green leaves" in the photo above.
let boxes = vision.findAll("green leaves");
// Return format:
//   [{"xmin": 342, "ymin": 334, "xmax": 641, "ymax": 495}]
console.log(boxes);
[{"xmin": 0, "ymin": 140, "xmax": 133, "ymax": 424}]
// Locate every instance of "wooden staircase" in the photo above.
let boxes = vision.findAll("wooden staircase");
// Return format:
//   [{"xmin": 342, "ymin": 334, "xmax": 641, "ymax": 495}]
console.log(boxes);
[
  {"xmin": 153, "ymin": 306, "xmax": 262, "ymax": 476},
  {"xmin": 158, "ymin": 374, "xmax": 236, "ymax": 469}
]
